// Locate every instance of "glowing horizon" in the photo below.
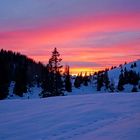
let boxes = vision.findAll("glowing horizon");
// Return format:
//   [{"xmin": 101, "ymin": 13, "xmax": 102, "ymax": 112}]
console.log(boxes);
[{"xmin": 0, "ymin": 0, "xmax": 140, "ymax": 75}]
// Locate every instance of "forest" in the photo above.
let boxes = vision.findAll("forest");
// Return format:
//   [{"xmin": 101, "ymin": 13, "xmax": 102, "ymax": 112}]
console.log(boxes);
[{"xmin": 0, "ymin": 48, "xmax": 140, "ymax": 100}]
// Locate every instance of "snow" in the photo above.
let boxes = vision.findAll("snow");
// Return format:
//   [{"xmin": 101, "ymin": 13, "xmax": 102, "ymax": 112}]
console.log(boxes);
[
  {"xmin": 108, "ymin": 60, "xmax": 140, "ymax": 86},
  {"xmin": 65, "ymin": 83, "xmax": 95, "ymax": 96},
  {"xmin": 8, "ymin": 84, "xmax": 42, "ymax": 100},
  {"xmin": 1, "ymin": 93, "xmax": 140, "ymax": 140}
]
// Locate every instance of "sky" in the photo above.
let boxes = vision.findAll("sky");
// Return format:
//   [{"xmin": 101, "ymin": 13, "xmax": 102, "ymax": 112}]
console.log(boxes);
[{"xmin": 0, "ymin": 0, "xmax": 140, "ymax": 74}]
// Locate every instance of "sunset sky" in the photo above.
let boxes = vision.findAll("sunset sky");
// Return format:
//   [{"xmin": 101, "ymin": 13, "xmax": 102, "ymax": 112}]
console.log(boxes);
[{"xmin": 0, "ymin": 0, "xmax": 140, "ymax": 74}]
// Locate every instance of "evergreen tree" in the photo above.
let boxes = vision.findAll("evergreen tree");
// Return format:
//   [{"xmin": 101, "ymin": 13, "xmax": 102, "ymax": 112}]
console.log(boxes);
[
  {"xmin": 40, "ymin": 66, "xmax": 51, "ymax": 97},
  {"xmin": 131, "ymin": 64, "xmax": 134, "ymax": 68},
  {"xmin": 79, "ymin": 72, "xmax": 83, "ymax": 83},
  {"xmin": 128, "ymin": 70, "xmax": 138, "ymax": 85},
  {"xmin": 118, "ymin": 71, "xmax": 124, "ymax": 91},
  {"xmin": 83, "ymin": 72, "xmax": 89, "ymax": 86},
  {"xmin": 64, "ymin": 65, "xmax": 72, "ymax": 92},
  {"xmin": 138, "ymin": 83, "xmax": 140, "ymax": 89},
  {"xmin": 134, "ymin": 62, "xmax": 137, "ymax": 67},
  {"xmin": 48, "ymin": 48, "xmax": 63, "ymax": 73},
  {"xmin": 97, "ymin": 73, "xmax": 103, "ymax": 91},
  {"xmin": 104, "ymin": 70, "xmax": 110, "ymax": 90},
  {"xmin": 74, "ymin": 74, "xmax": 81, "ymax": 88},
  {"xmin": 41, "ymin": 48, "xmax": 64, "ymax": 97},
  {"xmin": 0, "ymin": 49, "xmax": 47, "ymax": 99},
  {"xmin": 0, "ymin": 50, "xmax": 10, "ymax": 99},
  {"xmin": 14, "ymin": 62, "xmax": 28, "ymax": 97},
  {"xmin": 111, "ymin": 66, "xmax": 114, "ymax": 70}
]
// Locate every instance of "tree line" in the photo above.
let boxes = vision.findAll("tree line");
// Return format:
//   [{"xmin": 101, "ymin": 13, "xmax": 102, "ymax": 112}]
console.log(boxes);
[
  {"xmin": 0, "ymin": 48, "xmax": 73, "ymax": 99},
  {"xmin": 73, "ymin": 63, "xmax": 140, "ymax": 92},
  {"xmin": 0, "ymin": 48, "xmax": 140, "ymax": 99}
]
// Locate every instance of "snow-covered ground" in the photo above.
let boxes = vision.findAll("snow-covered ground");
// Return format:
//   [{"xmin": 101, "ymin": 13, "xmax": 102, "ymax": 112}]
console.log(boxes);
[
  {"xmin": 108, "ymin": 60, "xmax": 140, "ymax": 87},
  {"xmin": 0, "ymin": 93, "xmax": 140, "ymax": 140},
  {"xmin": 8, "ymin": 83, "xmax": 42, "ymax": 99}
]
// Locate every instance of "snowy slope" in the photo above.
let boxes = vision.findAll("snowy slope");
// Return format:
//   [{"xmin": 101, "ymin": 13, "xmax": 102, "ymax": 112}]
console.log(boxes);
[
  {"xmin": 0, "ymin": 93, "xmax": 140, "ymax": 140},
  {"xmin": 108, "ymin": 60, "xmax": 140, "ymax": 86},
  {"xmin": 8, "ymin": 83, "xmax": 42, "ymax": 99}
]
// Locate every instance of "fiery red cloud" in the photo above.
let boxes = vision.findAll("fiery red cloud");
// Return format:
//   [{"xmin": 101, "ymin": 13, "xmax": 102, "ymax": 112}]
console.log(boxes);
[{"xmin": 0, "ymin": 9, "xmax": 140, "ymax": 74}]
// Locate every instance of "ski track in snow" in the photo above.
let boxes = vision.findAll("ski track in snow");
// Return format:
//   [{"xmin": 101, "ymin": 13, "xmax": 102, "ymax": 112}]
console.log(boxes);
[{"xmin": 0, "ymin": 93, "xmax": 140, "ymax": 140}]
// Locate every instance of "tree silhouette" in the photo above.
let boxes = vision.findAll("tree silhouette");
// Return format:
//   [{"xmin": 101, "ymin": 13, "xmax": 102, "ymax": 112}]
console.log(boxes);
[
  {"xmin": 103, "ymin": 69, "xmax": 110, "ymax": 90},
  {"xmin": 0, "ymin": 49, "xmax": 10, "ymax": 99},
  {"xmin": 118, "ymin": 70, "xmax": 124, "ymax": 91},
  {"xmin": 14, "ymin": 62, "xmax": 28, "ymax": 97},
  {"xmin": 41, "ymin": 48, "xmax": 64, "ymax": 97},
  {"xmin": 64, "ymin": 65, "xmax": 72, "ymax": 92},
  {"xmin": 97, "ymin": 73, "xmax": 104, "ymax": 91},
  {"xmin": 83, "ymin": 72, "xmax": 89, "ymax": 86},
  {"xmin": 74, "ymin": 73, "xmax": 83, "ymax": 88}
]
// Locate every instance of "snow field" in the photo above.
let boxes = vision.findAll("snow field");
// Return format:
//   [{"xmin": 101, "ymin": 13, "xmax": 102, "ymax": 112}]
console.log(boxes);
[{"xmin": 0, "ymin": 93, "xmax": 140, "ymax": 140}]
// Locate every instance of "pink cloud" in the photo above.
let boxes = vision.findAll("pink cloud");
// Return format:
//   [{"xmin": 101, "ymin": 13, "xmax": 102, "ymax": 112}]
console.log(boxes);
[{"xmin": 0, "ymin": 12, "xmax": 139, "ymax": 73}]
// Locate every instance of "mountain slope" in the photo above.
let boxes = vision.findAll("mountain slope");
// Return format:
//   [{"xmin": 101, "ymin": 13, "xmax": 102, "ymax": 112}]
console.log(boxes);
[
  {"xmin": 0, "ymin": 93, "xmax": 140, "ymax": 140},
  {"xmin": 108, "ymin": 59, "xmax": 140, "ymax": 86}
]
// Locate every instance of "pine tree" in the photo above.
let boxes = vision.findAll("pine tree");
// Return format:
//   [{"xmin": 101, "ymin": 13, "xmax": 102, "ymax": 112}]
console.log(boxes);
[
  {"xmin": 48, "ymin": 48, "xmax": 63, "ymax": 73},
  {"xmin": 41, "ymin": 66, "xmax": 51, "ymax": 97},
  {"xmin": 14, "ymin": 62, "xmax": 28, "ymax": 97},
  {"xmin": 41, "ymin": 48, "xmax": 64, "ymax": 97},
  {"xmin": 134, "ymin": 62, "xmax": 137, "ymax": 67},
  {"xmin": 74, "ymin": 74, "xmax": 81, "ymax": 88},
  {"xmin": 127, "ymin": 70, "xmax": 138, "ymax": 85},
  {"xmin": 138, "ymin": 83, "xmax": 140, "ymax": 89},
  {"xmin": 0, "ymin": 49, "xmax": 47, "ymax": 99},
  {"xmin": 104, "ymin": 70, "xmax": 110, "ymax": 90},
  {"xmin": 131, "ymin": 64, "xmax": 134, "ymax": 68},
  {"xmin": 97, "ymin": 73, "xmax": 103, "ymax": 91},
  {"xmin": 118, "ymin": 71, "xmax": 124, "ymax": 91},
  {"xmin": 64, "ymin": 65, "xmax": 72, "ymax": 92},
  {"xmin": 0, "ymin": 50, "xmax": 10, "ymax": 99},
  {"xmin": 83, "ymin": 72, "xmax": 89, "ymax": 86},
  {"xmin": 124, "ymin": 67, "xmax": 129, "ymax": 84}
]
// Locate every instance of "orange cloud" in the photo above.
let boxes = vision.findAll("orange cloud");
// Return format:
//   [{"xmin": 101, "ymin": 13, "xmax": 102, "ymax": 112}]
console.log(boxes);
[{"xmin": 0, "ymin": 12, "xmax": 139, "ymax": 74}]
